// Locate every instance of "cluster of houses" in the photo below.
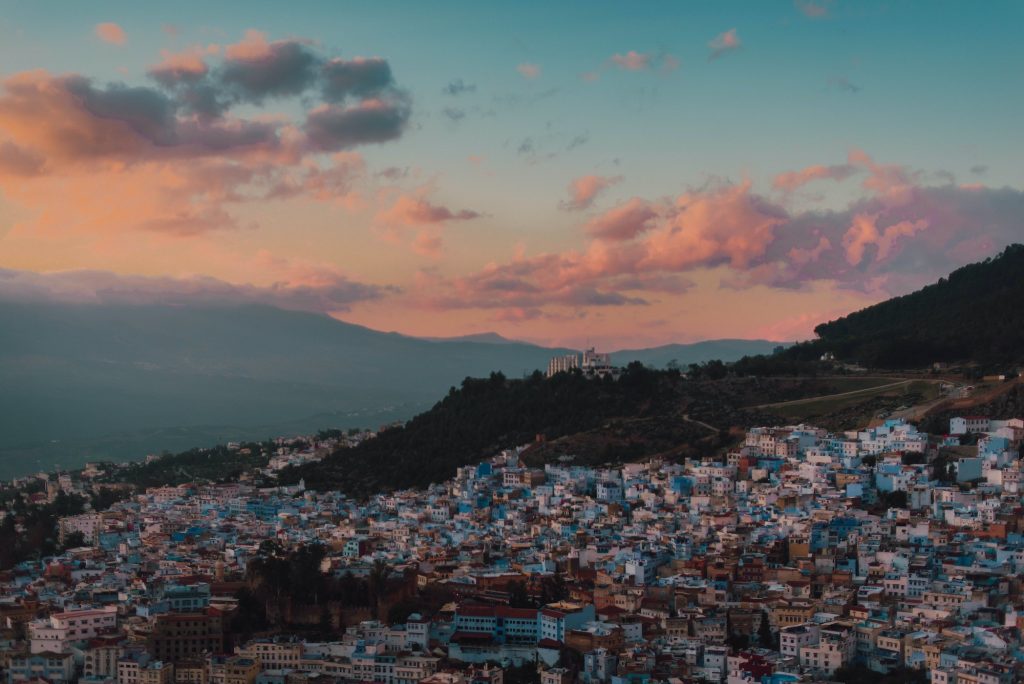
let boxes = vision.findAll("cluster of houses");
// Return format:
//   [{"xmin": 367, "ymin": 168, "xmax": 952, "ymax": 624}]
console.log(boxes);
[{"xmin": 1, "ymin": 414, "xmax": 1023, "ymax": 684}]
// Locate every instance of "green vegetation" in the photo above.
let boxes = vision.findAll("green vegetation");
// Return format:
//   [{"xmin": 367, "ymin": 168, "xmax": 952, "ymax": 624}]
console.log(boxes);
[
  {"xmin": 785, "ymin": 244, "xmax": 1024, "ymax": 369},
  {"xmin": 280, "ymin": 364, "xmax": 687, "ymax": 494},
  {"xmin": 0, "ymin": 488, "xmax": 131, "ymax": 570},
  {"xmin": 108, "ymin": 443, "xmax": 272, "ymax": 488},
  {"xmin": 233, "ymin": 543, "xmax": 411, "ymax": 640},
  {"xmin": 278, "ymin": 365, "xmax": 963, "ymax": 496}
]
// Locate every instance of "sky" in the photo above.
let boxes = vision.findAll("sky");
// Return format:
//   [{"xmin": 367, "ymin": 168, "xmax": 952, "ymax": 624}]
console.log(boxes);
[{"xmin": 0, "ymin": 0, "xmax": 1022, "ymax": 349}]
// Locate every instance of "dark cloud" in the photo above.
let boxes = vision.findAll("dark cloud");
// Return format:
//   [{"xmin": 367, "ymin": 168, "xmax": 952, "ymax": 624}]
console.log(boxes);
[
  {"xmin": 970, "ymin": 165, "xmax": 988, "ymax": 176},
  {"xmin": 175, "ymin": 82, "xmax": 234, "ymax": 119},
  {"xmin": 566, "ymin": 133, "xmax": 589, "ymax": 151},
  {"xmin": 442, "ymin": 107, "xmax": 466, "ymax": 122},
  {"xmin": 65, "ymin": 77, "xmax": 179, "ymax": 146},
  {"xmin": 304, "ymin": 97, "xmax": 411, "ymax": 151},
  {"xmin": 175, "ymin": 118, "xmax": 281, "ymax": 152},
  {"xmin": 442, "ymin": 78, "xmax": 476, "ymax": 96},
  {"xmin": 220, "ymin": 39, "xmax": 322, "ymax": 103},
  {"xmin": 321, "ymin": 57, "xmax": 394, "ymax": 102},
  {"xmin": 0, "ymin": 31, "xmax": 413, "ymax": 174},
  {"xmin": 0, "ymin": 33, "xmax": 414, "ymax": 241},
  {"xmin": 149, "ymin": 62, "xmax": 207, "ymax": 89},
  {"xmin": 0, "ymin": 267, "xmax": 394, "ymax": 313}
]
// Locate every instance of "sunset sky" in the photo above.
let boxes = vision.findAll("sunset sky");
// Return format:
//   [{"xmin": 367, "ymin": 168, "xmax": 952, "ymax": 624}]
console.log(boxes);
[{"xmin": 1, "ymin": 0, "xmax": 1022, "ymax": 348}]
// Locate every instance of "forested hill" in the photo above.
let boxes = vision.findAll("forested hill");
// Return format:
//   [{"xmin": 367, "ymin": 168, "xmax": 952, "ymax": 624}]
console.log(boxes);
[
  {"xmin": 785, "ymin": 244, "xmax": 1024, "ymax": 369},
  {"xmin": 278, "ymin": 365, "xmax": 692, "ymax": 494}
]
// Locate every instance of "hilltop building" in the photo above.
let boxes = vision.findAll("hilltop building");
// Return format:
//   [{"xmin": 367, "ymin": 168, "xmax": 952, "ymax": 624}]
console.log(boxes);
[{"xmin": 547, "ymin": 347, "xmax": 618, "ymax": 379}]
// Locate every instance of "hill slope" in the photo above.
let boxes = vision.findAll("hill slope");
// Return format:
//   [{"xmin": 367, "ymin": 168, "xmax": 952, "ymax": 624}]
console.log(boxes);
[
  {"xmin": 277, "ymin": 366, "xmax": 705, "ymax": 494},
  {"xmin": 277, "ymin": 369, "xmax": 890, "ymax": 496},
  {"xmin": 786, "ymin": 244, "xmax": 1024, "ymax": 369}
]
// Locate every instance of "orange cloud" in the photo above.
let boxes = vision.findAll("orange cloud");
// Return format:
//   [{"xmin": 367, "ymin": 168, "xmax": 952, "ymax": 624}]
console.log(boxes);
[
  {"xmin": 516, "ymin": 63, "xmax": 541, "ymax": 79},
  {"xmin": 562, "ymin": 174, "xmax": 623, "ymax": 211},
  {"xmin": 224, "ymin": 29, "xmax": 274, "ymax": 61},
  {"xmin": 149, "ymin": 46, "xmax": 220, "ymax": 85},
  {"xmin": 709, "ymin": 29, "xmax": 741, "ymax": 59},
  {"xmin": 378, "ymin": 195, "xmax": 481, "ymax": 226},
  {"xmin": 95, "ymin": 23, "xmax": 127, "ymax": 46},
  {"xmin": 611, "ymin": 51, "xmax": 651, "ymax": 71},
  {"xmin": 584, "ymin": 197, "xmax": 658, "ymax": 240},
  {"xmin": 842, "ymin": 213, "xmax": 929, "ymax": 266},
  {"xmin": 773, "ymin": 163, "xmax": 856, "ymax": 192}
]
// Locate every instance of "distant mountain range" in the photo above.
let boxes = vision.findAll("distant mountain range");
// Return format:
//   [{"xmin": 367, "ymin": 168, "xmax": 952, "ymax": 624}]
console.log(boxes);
[{"xmin": 0, "ymin": 300, "xmax": 782, "ymax": 477}]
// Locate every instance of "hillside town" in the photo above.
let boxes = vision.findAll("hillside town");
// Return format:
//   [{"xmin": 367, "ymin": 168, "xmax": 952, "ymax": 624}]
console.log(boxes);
[{"xmin": 1, "ymin": 414, "xmax": 1023, "ymax": 684}]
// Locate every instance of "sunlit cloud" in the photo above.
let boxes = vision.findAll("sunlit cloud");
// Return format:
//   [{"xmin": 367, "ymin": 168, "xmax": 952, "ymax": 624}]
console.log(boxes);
[
  {"xmin": 95, "ymin": 22, "xmax": 127, "ymax": 46},
  {"xmin": 516, "ymin": 63, "xmax": 541, "ymax": 79},
  {"xmin": 708, "ymin": 29, "xmax": 741, "ymax": 60},
  {"xmin": 561, "ymin": 174, "xmax": 623, "ymax": 211}
]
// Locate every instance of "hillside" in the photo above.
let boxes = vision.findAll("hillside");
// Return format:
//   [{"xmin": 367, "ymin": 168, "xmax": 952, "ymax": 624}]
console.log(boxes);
[
  {"xmin": 0, "ymin": 300, "xmax": 779, "ymax": 478},
  {"xmin": 784, "ymin": 244, "xmax": 1024, "ymax": 369},
  {"xmin": 277, "ymin": 370, "xmax": 894, "ymax": 496},
  {"xmin": 278, "ymin": 366, "xmax": 689, "ymax": 494}
]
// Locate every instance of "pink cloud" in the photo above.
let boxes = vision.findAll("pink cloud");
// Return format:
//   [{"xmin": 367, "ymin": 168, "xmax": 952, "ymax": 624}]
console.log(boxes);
[
  {"xmin": 842, "ymin": 213, "xmax": 929, "ymax": 266},
  {"xmin": 585, "ymin": 197, "xmax": 659, "ymax": 240},
  {"xmin": 148, "ymin": 46, "xmax": 218, "ymax": 86},
  {"xmin": 847, "ymin": 148, "xmax": 916, "ymax": 203},
  {"xmin": 516, "ymin": 63, "xmax": 541, "ymax": 79},
  {"xmin": 378, "ymin": 195, "xmax": 481, "ymax": 226},
  {"xmin": 416, "ymin": 181, "xmax": 780, "ymax": 314},
  {"xmin": 611, "ymin": 51, "xmax": 651, "ymax": 71},
  {"xmin": 0, "ymin": 34, "xmax": 410, "ymax": 241},
  {"xmin": 95, "ymin": 23, "xmax": 127, "ymax": 46},
  {"xmin": 795, "ymin": 0, "xmax": 831, "ymax": 18},
  {"xmin": 773, "ymin": 163, "xmax": 857, "ymax": 192},
  {"xmin": 788, "ymin": 236, "xmax": 831, "ymax": 265},
  {"xmin": 642, "ymin": 181, "xmax": 785, "ymax": 270},
  {"xmin": 709, "ymin": 29, "xmax": 741, "ymax": 59},
  {"xmin": 562, "ymin": 174, "xmax": 623, "ymax": 211},
  {"xmin": 224, "ymin": 29, "xmax": 274, "ymax": 61},
  {"xmin": 417, "ymin": 152, "xmax": 1024, "ymax": 318}
]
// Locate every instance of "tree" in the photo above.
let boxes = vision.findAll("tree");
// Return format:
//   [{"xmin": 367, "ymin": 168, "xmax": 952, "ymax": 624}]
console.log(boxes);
[
  {"xmin": 61, "ymin": 531, "xmax": 86, "ymax": 550},
  {"xmin": 508, "ymin": 580, "xmax": 533, "ymax": 608},
  {"xmin": 368, "ymin": 559, "xmax": 393, "ymax": 610},
  {"xmin": 726, "ymin": 632, "xmax": 749, "ymax": 651},
  {"xmin": 758, "ymin": 611, "xmax": 776, "ymax": 649}
]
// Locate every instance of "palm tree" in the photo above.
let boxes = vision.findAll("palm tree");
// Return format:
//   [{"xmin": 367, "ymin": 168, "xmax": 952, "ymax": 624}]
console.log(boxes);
[{"xmin": 368, "ymin": 559, "xmax": 393, "ymax": 611}]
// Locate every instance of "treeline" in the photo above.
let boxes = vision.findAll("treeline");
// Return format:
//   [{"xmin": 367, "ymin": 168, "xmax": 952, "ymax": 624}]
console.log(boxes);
[
  {"xmin": 108, "ymin": 443, "xmax": 273, "ymax": 489},
  {"xmin": 231, "ymin": 542, "xmax": 404, "ymax": 640},
  {"xmin": 279, "ymin": 364, "xmax": 682, "ymax": 495},
  {"xmin": 787, "ymin": 244, "xmax": 1024, "ymax": 369},
  {"xmin": 0, "ymin": 489, "xmax": 132, "ymax": 569}
]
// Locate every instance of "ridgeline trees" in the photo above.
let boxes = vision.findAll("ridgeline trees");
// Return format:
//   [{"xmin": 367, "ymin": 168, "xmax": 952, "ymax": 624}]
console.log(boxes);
[
  {"xmin": 279, "ymin": 364, "xmax": 684, "ymax": 495},
  {"xmin": 785, "ymin": 244, "xmax": 1024, "ymax": 369}
]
